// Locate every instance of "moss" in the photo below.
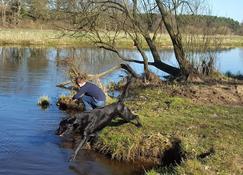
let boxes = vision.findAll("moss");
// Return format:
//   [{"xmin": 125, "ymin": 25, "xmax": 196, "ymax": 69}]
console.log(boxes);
[{"xmin": 94, "ymin": 85, "xmax": 243, "ymax": 174}]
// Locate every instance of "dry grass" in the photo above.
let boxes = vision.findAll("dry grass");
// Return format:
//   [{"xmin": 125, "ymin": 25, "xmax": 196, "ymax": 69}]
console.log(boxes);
[
  {"xmin": 0, "ymin": 29, "xmax": 88, "ymax": 47},
  {"xmin": 1, "ymin": 29, "xmax": 243, "ymax": 48}
]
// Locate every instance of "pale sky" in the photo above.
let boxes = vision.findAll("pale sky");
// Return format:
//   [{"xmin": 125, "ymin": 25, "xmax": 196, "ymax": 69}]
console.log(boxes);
[{"xmin": 210, "ymin": 0, "xmax": 243, "ymax": 23}]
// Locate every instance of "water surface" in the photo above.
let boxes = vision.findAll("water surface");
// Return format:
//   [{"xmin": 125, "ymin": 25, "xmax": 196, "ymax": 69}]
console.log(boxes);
[
  {"xmin": 0, "ymin": 47, "xmax": 242, "ymax": 175},
  {"xmin": 0, "ymin": 47, "xmax": 141, "ymax": 175}
]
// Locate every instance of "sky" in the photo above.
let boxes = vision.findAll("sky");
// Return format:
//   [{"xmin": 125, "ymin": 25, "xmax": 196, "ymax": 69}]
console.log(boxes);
[{"xmin": 210, "ymin": 0, "xmax": 243, "ymax": 23}]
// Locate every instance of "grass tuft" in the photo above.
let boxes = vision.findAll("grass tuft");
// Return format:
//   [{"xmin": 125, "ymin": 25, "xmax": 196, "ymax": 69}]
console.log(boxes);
[{"xmin": 38, "ymin": 96, "xmax": 50, "ymax": 109}]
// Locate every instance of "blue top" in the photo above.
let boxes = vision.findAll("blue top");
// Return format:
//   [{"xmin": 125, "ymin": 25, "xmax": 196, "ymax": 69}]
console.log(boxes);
[{"xmin": 72, "ymin": 82, "xmax": 106, "ymax": 101}]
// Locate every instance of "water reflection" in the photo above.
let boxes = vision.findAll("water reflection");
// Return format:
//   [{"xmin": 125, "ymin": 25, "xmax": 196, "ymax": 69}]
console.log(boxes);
[
  {"xmin": 0, "ymin": 46, "xmax": 242, "ymax": 175},
  {"xmin": 0, "ymin": 47, "xmax": 138, "ymax": 175},
  {"xmin": 54, "ymin": 47, "xmax": 122, "ymax": 74},
  {"xmin": 0, "ymin": 47, "xmax": 123, "ymax": 94},
  {"xmin": 121, "ymin": 47, "xmax": 243, "ymax": 77},
  {"xmin": 70, "ymin": 150, "xmax": 144, "ymax": 175},
  {"xmin": 216, "ymin": 48, "xmax": 243, "ymax": 74}
]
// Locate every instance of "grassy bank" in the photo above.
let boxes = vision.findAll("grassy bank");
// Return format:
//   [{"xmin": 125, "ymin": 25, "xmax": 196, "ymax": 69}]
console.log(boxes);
[
  {"xmin": 0, "ymin": 29, "xmax": 89, "ymax": 47},
  {"xmin": 1, "ymin": 29, "xmax": 243, "ymax": 48},
  {"xmin": 94, "ymin": 84, "xmax": 243, "ymax": 174}
]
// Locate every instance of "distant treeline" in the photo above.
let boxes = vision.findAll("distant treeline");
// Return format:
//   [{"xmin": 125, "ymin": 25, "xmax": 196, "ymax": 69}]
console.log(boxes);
[
  {"xmin": 177, "ymin": 15, "xmax": 242, "ymax": 35},
  {"xmin": 140, "ymin": 13, "xmax": 243, "ymax": 35},
  {"xmin": 0, "ymin": 0, "xmax": 242, "ymax": 35}
]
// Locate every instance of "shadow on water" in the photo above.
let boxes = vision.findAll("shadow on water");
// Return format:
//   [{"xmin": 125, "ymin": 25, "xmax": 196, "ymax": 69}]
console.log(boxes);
[
  {"xmin": 69, "ymin": 150, "xmax": 145, "ymax": 175},
  {"xmin": 0, "ymin": 47, "xmax": 242, "ymax": 175}
]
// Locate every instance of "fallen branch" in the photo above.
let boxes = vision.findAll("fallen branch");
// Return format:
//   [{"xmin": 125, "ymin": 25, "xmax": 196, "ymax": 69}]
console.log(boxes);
[
  {"xmin": 89, "ymin": 65, "xmax": 120, "ymax": 80},
  {"xmin": 120, "ymin": 63, "xmax": 140, "ymax": 78},
  {"xmin": 56, "ymin": 65, "xmax": 120, "ymax": 89},
  {"xmin": 56, "ymin": 81, "xmax": 73, "ymax": 87}
]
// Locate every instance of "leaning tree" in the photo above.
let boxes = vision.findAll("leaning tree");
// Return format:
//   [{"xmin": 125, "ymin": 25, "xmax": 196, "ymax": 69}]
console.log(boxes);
[{"xmin": 60, "ymin": 0, "xmax": 208, "ymax": 80}]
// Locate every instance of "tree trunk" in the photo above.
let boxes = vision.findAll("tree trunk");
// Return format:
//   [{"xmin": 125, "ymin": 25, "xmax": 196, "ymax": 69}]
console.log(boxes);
[
  {"xmin": 151, "ymin": 61, "xmax": 180, "ymax": 77},
  {"xmin": 134, "ymin": 39, "xmax": 150, "ymax": 78},
  {"xmin": 155, "ymin": 0, "xmax": 196, "ymax": 77},
  {"xmin": 120, "ymin": 64, "xmax": 140, "ymax": 78},
  {"xmin": 2, "ymin": 7, "xmax": 6, "ymax": 26},
  {"xmin": 171, "ymin": 36, "xmax": 193, "ymax": 76},
  {"xmin": 144, "ymin": 33, "xmax": 181, "ymax": 77}
]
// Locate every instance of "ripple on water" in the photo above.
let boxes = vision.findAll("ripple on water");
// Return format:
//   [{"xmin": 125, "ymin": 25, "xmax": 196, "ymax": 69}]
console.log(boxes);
[{"xmin": 0, "ymin": 132, "xmax": 22, "ymax": 161}]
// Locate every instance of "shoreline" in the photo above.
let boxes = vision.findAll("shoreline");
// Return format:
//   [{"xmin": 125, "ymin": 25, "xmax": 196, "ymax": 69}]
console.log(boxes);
[
  {"xmin": 1, "ymin": 29, "xmax": 243, "ymax": 49},
  {"xmin": 56, "ymin": 80, "xmax": 243, "ymax": 174},
  {"xmin": 91, "ymin": 82, "xmax": 243, "ymax": 174}
]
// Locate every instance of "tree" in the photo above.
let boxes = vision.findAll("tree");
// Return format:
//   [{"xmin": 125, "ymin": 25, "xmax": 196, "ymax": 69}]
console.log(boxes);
[
  {"xmin": 0, "ymin": 0, "xmax": 9, "ymax": 25},
  {"xmin": 63, "ymin": 0, "xmax": 209, "ymax": 80},
  {"xmin": 0, "ymin": 0, "xmax": 21, "ymax": 25},
  {"xmin": 82, "ymin": 0, "xmax": 182, "ymax": 78},
  {"xmin": 155, "ymin": 0, "xmax": 197, "ymax": 77},
  {"xmin": 15, "ymin": 0, "xmax": 51, "ymax": 21}
]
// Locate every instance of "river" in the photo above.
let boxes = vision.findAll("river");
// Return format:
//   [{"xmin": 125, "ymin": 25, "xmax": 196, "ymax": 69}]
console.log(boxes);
[{"xmin": 0, "ymin": 47, "xmax": 242, "ymax": 175}]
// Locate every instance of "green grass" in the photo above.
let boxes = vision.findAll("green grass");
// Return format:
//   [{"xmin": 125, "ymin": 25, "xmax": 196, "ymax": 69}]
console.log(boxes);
[
  {"xmin": 37, "ymin": 95, "xmax": 51, "ymax": 108},
  {"xmin": 94, "ymin": 86, "xmax": 243, "ymax": 174},
  {"xmin": 1, "ymin": 28, "xmax": 243, "ymax": 48}
]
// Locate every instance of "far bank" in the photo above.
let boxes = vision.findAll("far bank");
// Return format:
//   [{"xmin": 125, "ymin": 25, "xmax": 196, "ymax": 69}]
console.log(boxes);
[{"xmin": 1, "ymin": 29, "xmax": 243, "ymax": 49}]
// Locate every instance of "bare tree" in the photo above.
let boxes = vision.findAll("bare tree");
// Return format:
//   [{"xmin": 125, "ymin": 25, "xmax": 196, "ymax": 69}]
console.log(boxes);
[
  {"xmin": 155, "ymin": 0, "xmax": 197, "ymax": 77},
  {"xmin": 61, "ymin": 0, "xmax": 183, "ymax": 79},
  {"xmin": 177, "ymin": 0, "xmax": 225, "ymax": 77},
  {"xmin": 64, "ymin": 0, "xmax": 211, "ymax": 80},
  {"xmin": 0, "ymin": 0, "xmax": 9, "ymax": 26}
]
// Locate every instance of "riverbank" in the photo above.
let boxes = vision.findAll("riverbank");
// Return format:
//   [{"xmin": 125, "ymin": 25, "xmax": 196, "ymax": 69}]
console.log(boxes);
[
  {"xmin": 1, "ymin": 29, "xmax": 243, "ymax": 48},
  {"xmin": 0, "ymin": 29, "xmax": 89, "ymax": 47},
  {"xmin": 93, "ymin": 81, "xmax": 243, "ymax": 174}
]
